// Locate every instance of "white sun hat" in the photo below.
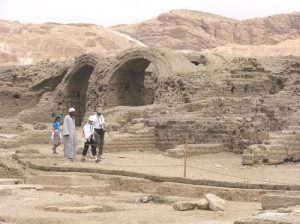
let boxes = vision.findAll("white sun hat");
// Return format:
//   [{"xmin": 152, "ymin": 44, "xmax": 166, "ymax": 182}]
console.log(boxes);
[
  {"xmin": 96, "ymin": 108, "xmax": 103, "ymax": 113},
  {"xmin": 68, "ymin": 107, "xmax": 75, "ymax": 113},
  {"xmin": 88, "ymin": 115, "xmax": 95, "ymax": 122}
]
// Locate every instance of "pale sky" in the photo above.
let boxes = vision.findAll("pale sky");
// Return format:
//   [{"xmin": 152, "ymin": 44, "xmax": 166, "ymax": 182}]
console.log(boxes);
[{"xmin": 0, "ymin": 0, "xmax": 299, "ymax": 27}]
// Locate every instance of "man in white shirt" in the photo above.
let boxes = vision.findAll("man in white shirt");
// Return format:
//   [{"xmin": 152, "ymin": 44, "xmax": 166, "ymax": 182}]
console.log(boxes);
[
  {"xmin": 92, "ymin": 108, "xmax": 107, "ymax": 159},
  {"xmin": 81, "ymin": 116, "xmax": 99, "ymax": 163}
]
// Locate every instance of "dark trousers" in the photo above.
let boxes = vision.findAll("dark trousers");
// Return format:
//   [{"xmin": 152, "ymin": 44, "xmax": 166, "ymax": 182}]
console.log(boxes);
[
  {"xmin": 94, "ymin": 129, "xmax": 105, "ymax": 156},
  {"xmin": 82, "ymin": 139, "xmax": 97, "ymax": 157}
]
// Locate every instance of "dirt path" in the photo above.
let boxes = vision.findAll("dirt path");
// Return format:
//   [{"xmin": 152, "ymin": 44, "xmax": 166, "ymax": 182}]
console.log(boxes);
[
  {"xmin": 18, "ymin": 144, "xmax": 300, "ymax": 186},
  {"xmin": 1, "ymin": 141, "xmax": 299, "ymax": 224},
  {"xmin": 0, "ymin": 188, "xmax": 260, "ymax": 224}
]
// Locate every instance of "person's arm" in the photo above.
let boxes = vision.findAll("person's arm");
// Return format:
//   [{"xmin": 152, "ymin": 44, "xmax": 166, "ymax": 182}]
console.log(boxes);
[
  {"xmin": 103, "ymin": 116, "xmax": 109, "ymax": 134},
  {"xmin": 102, "ymin": 115, "xmax": 107, "ymax": 129},
  {"xmin": 83, "ymin": 124, "xmax": 90, "ymax": 140},
  {"xmin": 63, "ymin": 117, "xmax": 69, "ymax": 136}
]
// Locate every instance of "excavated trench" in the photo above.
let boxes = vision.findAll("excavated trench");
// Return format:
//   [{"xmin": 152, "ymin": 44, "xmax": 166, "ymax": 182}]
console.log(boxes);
[
  {"xmin": 21, "ymin": 171, "xmax": 300, "ymax": 203},
  {"xmin": 13, "ymin": 151, "xmax": 299, "ymax": 202}
]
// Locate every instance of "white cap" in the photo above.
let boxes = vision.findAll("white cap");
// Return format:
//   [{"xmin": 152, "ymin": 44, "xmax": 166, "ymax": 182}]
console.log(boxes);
[
  {"xmin": 96, "ymin": 107, "xmax": 102, "ymax": 113},
  {"xmin": 88, "ymin": 116, "xmax": 95, "ymax": 122},
  {"xmin": 68, "ymin": 107, "xmax": 75, "ymax": 113}
]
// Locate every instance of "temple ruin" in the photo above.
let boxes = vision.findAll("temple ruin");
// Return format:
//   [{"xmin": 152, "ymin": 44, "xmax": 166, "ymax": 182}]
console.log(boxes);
[
  {"xmin": 0, "ymin": 47, "xmax": 299, "ymax": 165},
  {"xmin": 0, "ymin": 47, "xmax": 300, "ymax": 224}
]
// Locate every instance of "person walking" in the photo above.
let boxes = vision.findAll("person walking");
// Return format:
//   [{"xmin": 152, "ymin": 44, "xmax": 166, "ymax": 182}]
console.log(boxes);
[
  {"xmin": 92, "ymin": 108, "xmax": 108, "ymax": 159},
  {"xmin": 63, "ymin": 107, "xmax": 77, "ymax": 162},
  {"xmin": 51, "ymin": 115, "xmax": 62, "ymax": 154},
  {"xmin": 81, "ymin": 116, "xmax": 99, "ymax": 163}
]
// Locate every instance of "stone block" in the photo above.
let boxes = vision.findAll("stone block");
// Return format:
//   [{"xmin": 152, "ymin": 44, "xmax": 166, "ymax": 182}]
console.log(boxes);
[
  {"xmin": 46, "ymin": 185, "xmax": 110, "ymax": 196},
  {"xmin": 0, "ymin": 178, "xmax": 24, "ymax": 185},
  {"xmin": 15, "ymin": 148, "xmax": 39, "ymax": 154},
  {"xmin": 196, "ymin": 199, "xmax": 209, "ymax": 210},
  {"xmin": 33, "ymin": 122, "xmax": 48, "ymax": 130},
  {"xmin": 0, "ymin": 188, "xmax": 13, "ymax": 197},
  {"xmin": 173, "ymin": 201, "xmax": 197, "ymax": 211},
  {"xmin": 261, "ymin": 193, "xmax": 300, "ymax": 210},
  {"xmin": 242, "ymin": 154, "xmax": 254, "ymax": 165},
  {"xmin": 205, "ymin": 193, "xmax": 226, "ymax": 211},
  {"xmin": 26, "ymin": 175, "xmax": 102, "ymax": 186},
  {"xmin": 44, "ymin": 205, "xmax": 113, "ymax": 213},
  {"xmin": 165, "ymin": 143, "xmax": 225, "ymax": 158}
]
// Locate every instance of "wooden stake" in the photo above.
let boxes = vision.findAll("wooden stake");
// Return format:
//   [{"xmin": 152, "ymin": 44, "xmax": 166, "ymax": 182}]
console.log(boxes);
[{"xmin": 184, "ymin": 139, "xmax": 188, "ymax": 178}]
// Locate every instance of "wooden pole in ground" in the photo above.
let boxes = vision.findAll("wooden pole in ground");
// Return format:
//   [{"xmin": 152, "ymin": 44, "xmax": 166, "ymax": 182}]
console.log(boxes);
[{"xmin": 184, "ymin": 139, "xmax": 188, "ymax": 178}]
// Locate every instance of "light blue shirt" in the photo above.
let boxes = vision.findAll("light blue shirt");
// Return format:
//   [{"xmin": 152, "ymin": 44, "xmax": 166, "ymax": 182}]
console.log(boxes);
[{"xmin": 53, "ymin": 121, "xmax": 61, "ymax": 132}]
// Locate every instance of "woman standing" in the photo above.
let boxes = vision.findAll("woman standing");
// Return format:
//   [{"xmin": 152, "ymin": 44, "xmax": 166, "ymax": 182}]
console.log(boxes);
[{"xmin": 52, "ymin": 115, "xmax": 62, "ymax": 154}]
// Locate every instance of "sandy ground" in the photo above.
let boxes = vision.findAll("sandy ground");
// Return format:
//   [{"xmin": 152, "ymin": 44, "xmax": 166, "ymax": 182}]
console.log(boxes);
[
  {"xmin": 11, "ymin": 143, "xmax": 300, "ymax": 186},
  {"xmin": 0, "ymin": 133, "xmax": 299, "ymax": 224},
  {"xmin": 0, "ymin": 187, "xmax": 261, "ymax": 224}
]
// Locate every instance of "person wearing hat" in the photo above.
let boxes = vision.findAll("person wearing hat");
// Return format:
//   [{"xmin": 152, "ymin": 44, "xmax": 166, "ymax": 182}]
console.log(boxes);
[
  {"xmin": 62, "ymin": 107, "xmax": 77, "ymax": 162},
  {"xmin": 92, "ymin": 107, "xmax": 108, "ymax": 159},
  {"xmin": 81, "ymin": 116, "xmax": 99, "ymax": 163}
]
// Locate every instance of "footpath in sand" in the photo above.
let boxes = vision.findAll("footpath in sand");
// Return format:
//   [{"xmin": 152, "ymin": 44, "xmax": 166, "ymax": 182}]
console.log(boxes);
[
  {"xmin": 12, "ymin": 143, "xmax": 300, "ymax": 188},
  {"xmin": 1, "ymin": 141, "xmax": 300, "ymax": 224}
]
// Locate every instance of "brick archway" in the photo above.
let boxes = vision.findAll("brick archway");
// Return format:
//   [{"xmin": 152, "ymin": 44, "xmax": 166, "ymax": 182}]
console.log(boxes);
[
  {"xmin": 100, "ymin": 48, "xmax": 172, "ymax": 108},
  {"xmin": 66, "ymin": 65, "xmax": 94, "ymax": 126},
  {"xmin": 106, "ymin": 57, "xmax": 156, "ymax": 107},
  {"xmin": 55, "ymin": 54, "xmax": 101, "ymax": 126}
]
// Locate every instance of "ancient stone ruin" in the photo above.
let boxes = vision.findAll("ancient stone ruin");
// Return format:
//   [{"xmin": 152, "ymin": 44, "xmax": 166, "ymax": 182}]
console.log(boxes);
[
  {"xmin": 1, "ymin": 8, "xmax": 300, "ymax": 224},
  {"xmin": 1, "ymin": 47, "xmax": 299, "ymax": 166}
]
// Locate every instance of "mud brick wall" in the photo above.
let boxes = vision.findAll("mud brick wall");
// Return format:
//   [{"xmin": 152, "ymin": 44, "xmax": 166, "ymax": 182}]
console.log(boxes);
[
  {"xmin": 153, "ymin": 119, "xmax": 229, "ymax": 151},
  {"xmin": 225, "ymin": 114, "xmax": 270, "ymax": 153},
  {"xmin": 152, "ymin": 113, "xmax": 269, "ymax": 152}
]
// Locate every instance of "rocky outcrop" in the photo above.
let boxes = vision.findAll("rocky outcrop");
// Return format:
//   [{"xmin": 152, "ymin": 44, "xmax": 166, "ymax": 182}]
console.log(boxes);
[
  {"xmin": 1, "ymin": 10, "xmax": 300, "ymax": 66},
  {"xmin": 113, "ymin": 10, "xmax": 300, "ymax": 51},
  {"xmin": 0, "ymin": 20, "xmax": 141, "ymax": 66},
  {"xmin": 202, "ymin": 39, "xmax": 300, "ymax": 57}
]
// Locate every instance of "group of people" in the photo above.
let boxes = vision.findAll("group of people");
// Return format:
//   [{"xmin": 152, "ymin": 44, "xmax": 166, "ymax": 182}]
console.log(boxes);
[{"xmin": 51, "ymin": 107, "xmax": 107, "ymax": 163}]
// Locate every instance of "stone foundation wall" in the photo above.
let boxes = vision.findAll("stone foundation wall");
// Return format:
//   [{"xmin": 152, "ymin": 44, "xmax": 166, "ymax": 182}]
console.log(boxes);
[
  {"xmin": 151, "ymin": 113, "xmax": 269, "ymax": 153},
  {"xmin": 0, "ymin": 60, "xmax": 71, "ymax": 121},
  {"xmin": 18, "ymin": 92, "xmax": 57, "ymax": 123}
]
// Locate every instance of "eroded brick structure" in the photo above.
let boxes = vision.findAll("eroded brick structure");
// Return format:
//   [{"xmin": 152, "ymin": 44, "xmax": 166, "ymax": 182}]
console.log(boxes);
[
  {"xmin": 3, "ymin": 47, "xmax": 299, "ymax": 165},
  {"xmin": 54, "ymin": 48, "xmax": 196, "ymax": 125}
]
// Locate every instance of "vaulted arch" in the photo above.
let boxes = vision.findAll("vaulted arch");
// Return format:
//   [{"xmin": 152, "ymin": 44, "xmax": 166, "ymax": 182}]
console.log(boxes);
[
  {"xmin": 57, "ymin": 54, "xmax": 101, "ymax": 126},
  {"xmin": 101, "ymin": 48, "xmax": 170, "ymax": 108}
]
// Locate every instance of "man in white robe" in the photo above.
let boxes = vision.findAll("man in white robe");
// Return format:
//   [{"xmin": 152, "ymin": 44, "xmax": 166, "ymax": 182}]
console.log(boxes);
[{"xmin": 63, "ymin": 107, "xmax": 77, "ymax": 161}]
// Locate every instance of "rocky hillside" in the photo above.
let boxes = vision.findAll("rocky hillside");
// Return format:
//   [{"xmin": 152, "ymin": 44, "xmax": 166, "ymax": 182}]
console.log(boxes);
[
  {"xmin": 0, "ymin": 20, "xmax": 142, "ymax": 66},
  {"xmin": 1, "ymin": 9, "xmax": 300, "ymax": 66},
  {"xmin": 201, "ymin": 39, "xmax": 300, "ymax": 57},
  {"xmin": 113, "ymin": 9, "xmax": 300, "ymax": 51}
]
